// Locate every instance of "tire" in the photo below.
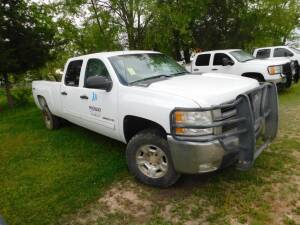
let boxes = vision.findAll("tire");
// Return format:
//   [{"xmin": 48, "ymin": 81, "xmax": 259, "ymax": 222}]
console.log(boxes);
[
  {"xmin": 294, "ymin": 63, "xmax": 300, "ymax": 83},
  {"xmin": 42, "ymin": 106, "xmax": 61, "ymax": 130},
  {"xmin": 126, "ymin": 129, "xmax": 180, "ymax": 187}
]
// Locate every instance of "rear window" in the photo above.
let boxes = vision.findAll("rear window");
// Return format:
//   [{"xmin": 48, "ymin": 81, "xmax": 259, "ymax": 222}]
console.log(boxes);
[
  {"xmin": 256, "ymin": 49, "xmax": 271, "ymax": 59},
  {"xmin": 195, "ymin": 54, "xmax": 211, "ymax": 66},
  {"xmin": 65, "ymin": 60, "xmax": 83, "ymax": 86}
]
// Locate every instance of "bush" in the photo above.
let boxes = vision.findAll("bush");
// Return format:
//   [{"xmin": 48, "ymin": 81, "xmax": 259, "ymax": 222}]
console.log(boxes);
[{"xmin": 11, "ymin": 87, "xmax": 32, "ymax": 106}]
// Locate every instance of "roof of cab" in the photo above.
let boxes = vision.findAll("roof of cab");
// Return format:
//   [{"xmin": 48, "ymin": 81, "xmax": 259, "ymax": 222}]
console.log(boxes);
[
  {"xmin": 197, "ymin": 49, "xmax": 241, "ymax": 54},
  {"xmin": 68, "ymin": 50, "xmax": 159, "ymax": 61},
  {"xmin": 254, "ymin": 45, "xmax": 290, "ymax": 50}
]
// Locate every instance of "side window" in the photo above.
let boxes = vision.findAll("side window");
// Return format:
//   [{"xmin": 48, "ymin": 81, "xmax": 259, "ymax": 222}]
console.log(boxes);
[
  {"xmin": 65, "ymin": 60, "xmax": 83, "ymax": 86},
  {"xmin": 213, "ymin": 53, "xmax": 232, "ymax": 65},
  {"xmin": 274, "ymin": 48, "xmax": 293, "ymax": 57},
  {"xmin": 85, "ymin": 58, "xmax": 110, "ymax": 85},
  {"xmin": 256, "ymin": 49, "xmax": 271, "ymax": 59},
  {"xmin": 195, "ymin": 54, "xmax": 211, "ymax": 66}
]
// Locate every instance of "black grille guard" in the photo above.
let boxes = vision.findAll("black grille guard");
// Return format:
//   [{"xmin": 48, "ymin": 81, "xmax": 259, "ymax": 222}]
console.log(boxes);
[{"xmin": 170, "ymin": 82, "xmax": 279, "ymax": 169}]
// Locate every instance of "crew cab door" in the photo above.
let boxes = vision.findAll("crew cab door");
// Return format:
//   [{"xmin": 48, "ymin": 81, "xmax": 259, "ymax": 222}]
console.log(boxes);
[
  {"xmin": 192, "ymin": 53, "xmax": 211, "ymax": 73},
  {"xmin": 210, "ymin": 53, "xmax": 236, "ymax": 74},
  {"xmin": 60, "ymin": 59, "xmax": 85, "ymax": 122}
]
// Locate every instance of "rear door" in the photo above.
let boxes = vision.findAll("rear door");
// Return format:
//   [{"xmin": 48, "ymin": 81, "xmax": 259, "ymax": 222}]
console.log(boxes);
[
  {"xmin": 60, "ymin": 59, "xmax": 85, "ymax": 123},
  {"xmin": 255, "ymin": 48, "xmax": 271, "ymax": 59},
  {"xmin": 192, "ymin": 53, "xmax": 211, "ymax": 73}
]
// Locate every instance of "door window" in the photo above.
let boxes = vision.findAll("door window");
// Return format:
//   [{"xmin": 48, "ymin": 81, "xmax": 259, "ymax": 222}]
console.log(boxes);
[
  {"xmin": 195, "ymin": 54, "xmax": 211, "ymax": 66},
  {"xmin": 85, "ymin": 58, "xmax": 110, "ymax": 86},
  {"xmin": 213, "ymin": 53, "xmax": 233, "ymax": 65},
  {"xmin": 65, "ymin": 60, "xmax": 83, "ymax": 86},
  {"xmin": 256, "ymin": 49, "xmax": 271, "ymax": 59},
  {"xmin": 274, "ymin": 48, "xmax": 294, "ymax": 57}
]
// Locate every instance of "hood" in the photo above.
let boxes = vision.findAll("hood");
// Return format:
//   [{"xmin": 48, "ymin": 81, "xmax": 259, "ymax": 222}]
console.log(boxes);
[
  {"xmin": 147, "ymin": 74, "xmax": 259, "ymax": 107},
  {"xmin": 246, "ymin": 58, "xmax": 290, "ymax": 65}
]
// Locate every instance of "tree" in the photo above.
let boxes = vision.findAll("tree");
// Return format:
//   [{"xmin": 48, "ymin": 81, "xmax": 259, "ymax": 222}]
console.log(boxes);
[{"xmin": 0, "ymin": 0, "xmax": 57, "ymax": 108}]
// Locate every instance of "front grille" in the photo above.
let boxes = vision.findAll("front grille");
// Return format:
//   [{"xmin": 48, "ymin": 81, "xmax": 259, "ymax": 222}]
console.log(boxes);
[{"xmin": 282, "ymin": 62, "xmax": 292, "ymax": 76}]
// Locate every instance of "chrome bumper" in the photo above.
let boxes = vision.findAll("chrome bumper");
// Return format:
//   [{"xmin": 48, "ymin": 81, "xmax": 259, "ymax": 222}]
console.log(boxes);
[{"xmin": 168, "ymin": 136, "xmax": 240, "ymax": 173}]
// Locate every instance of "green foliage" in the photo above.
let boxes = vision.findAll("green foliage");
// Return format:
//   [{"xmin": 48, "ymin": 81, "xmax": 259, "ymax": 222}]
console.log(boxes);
[
  {"xmin": 11, "ymin": 87, "xmax": 32, "ymax": 106},
  {"xmin": 0, "ymin": 106, "xmax": 127, "ymax": 225},
  {"xmin": 0, "ymin": 0, "xmax": 57, "ymax": 75}
]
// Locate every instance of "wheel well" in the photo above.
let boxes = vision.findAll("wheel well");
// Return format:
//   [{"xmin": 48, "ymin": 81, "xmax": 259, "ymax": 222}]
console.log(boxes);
[
  {"xmin": 123, "ymin": 115, "xmax": 167, "ymax": 143},
  {"xmin": 37, "ymin": 95, "xmax": 47, "ymax": 108},
  {"xmin": 241, "ymin": 73, "xmax": 265, "ymax": 82}
]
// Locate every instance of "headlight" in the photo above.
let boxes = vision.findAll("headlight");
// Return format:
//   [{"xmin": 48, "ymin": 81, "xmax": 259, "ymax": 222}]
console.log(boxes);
[
  {"xmin": 172, "ymin": 111, "xmax": 213, "ymax": 136},
  {"xmin": 268, "ymin": 65, "xmax": 282, "ymax": 75}
]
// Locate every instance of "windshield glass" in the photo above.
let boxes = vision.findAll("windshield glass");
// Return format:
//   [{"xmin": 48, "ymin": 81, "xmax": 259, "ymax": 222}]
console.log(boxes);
[
  {"xmin": 290, "ymin": 47, "xmax": 300, "ymax": 54},
  {"xmin": 109, "ymin": 53, "xmax": 186, "ymax": 84},
  {"xmin": 230, "ymin": 50, "xmax": 255, "ymax": 62}
]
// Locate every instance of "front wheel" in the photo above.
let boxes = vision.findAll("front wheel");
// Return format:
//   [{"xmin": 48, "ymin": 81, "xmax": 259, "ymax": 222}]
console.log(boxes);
[{"xmin": 126, "ymin": 129, "xmax": 180, "ymax": 187}]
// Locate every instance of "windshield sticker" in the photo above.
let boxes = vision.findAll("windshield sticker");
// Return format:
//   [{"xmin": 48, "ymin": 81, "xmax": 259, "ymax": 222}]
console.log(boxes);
[{"xmin": 127, "ymin": 67, "xmax": 136, "ymax": 76}]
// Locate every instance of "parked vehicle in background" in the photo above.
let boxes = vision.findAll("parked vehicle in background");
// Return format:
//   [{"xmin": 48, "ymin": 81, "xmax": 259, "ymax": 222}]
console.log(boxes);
[
  {"xmin": 32, "ymin": 50, "xmax": 278, "ymax": 187},
  {"xmin": 253, "ymin": 46, "xmax": 300, "ymax": 85},
  {"xmin": 191, "ymin": 49, "xmax": 296, "ymax": 88}
]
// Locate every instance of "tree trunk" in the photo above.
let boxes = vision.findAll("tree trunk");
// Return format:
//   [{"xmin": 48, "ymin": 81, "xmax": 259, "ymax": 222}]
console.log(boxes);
[
  {"xmin": 3, "ymin": 72, "xmax": 14, "ymax": 108},
  {"xmin": 183, "ymin": 47, "xmax": 191, "ymax": 64}
]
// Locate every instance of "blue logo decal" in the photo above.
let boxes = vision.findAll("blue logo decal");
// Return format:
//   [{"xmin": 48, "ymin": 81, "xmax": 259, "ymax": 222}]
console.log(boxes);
[{"xmin": 92, "ymin": 92, "xmax": 97, "ymax": 102}]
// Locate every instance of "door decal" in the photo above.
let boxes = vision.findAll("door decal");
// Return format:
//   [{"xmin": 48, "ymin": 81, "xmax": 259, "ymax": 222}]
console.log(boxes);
[{"xmin": 89, "ymin": 91, "xmax": 101, "ymax": 117}]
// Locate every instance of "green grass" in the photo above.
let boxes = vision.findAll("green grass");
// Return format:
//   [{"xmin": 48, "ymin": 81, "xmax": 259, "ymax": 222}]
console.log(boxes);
[
  {"xmin": 0, "ymin": 88, "xmax": 127, "ymax": 225},
  {"xmin": 1, "ymin": 83, "xmax": 300, "ymax": 225}
]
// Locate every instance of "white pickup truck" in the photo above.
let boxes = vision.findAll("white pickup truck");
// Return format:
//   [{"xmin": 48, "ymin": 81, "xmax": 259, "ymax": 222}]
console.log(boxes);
[
  {"xmin": 32, "ymin": 51, "xmax": 278, "ymax": 187},
  {"xmin": 253, "ymin": 46, "xmax": 300, "ymax": 85},
  {"xmin": 191, "ymin": 49, "xmax": 296, "ymax": 88}
]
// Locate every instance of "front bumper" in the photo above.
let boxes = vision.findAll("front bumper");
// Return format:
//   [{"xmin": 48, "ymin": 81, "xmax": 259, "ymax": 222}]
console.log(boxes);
[
  {"xmin": 266, "ymin": 74, "xmax": 284, "ymax": 84},
  {"xmin": 168, "ymin": 83, "xmax": 278, "ymax": 174}
]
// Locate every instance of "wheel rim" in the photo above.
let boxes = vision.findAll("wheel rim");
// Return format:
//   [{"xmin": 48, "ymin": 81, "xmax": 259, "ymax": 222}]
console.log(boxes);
[
  {"xmin": 136, "ymin": 144, "xmax": 168, "ymax": 179},
  {"xmin": 43, "ymin": 110, "xmax": 51, "ymax": 129}
]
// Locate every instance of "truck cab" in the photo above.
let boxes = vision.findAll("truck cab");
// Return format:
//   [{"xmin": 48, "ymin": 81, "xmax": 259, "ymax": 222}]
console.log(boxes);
[
  {"xmin": 191, "ymin": 49, "xmax": 295, "ymax": 87},
  {"xmin": 253, "ymin": 46, "xmax": 300, "ymax": 84},
  {"xmin": 32, "ymin": 51, "xmax": 279, "ymax": 187}
]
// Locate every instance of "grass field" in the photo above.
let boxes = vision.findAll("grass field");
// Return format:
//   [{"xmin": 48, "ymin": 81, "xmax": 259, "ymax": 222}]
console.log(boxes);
[{"xmin": 0, "ymin": 84, "xmax": 300, "ymax": 225}]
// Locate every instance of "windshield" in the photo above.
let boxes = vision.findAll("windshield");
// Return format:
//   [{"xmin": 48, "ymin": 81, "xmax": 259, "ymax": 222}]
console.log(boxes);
[
  {"xmin": 230, "ymin": 50, "xmax": 255, "ymax": 62},
  {"xmin": 290, "ymin": 47, "xmax": 300, "ymax": 54},
  {"xmin": 109, "ymin": 53, "xmax": 186, "ymax": 84}
]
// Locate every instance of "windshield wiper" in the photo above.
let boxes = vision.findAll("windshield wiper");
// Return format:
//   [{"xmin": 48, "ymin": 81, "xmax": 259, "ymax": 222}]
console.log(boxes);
[{"xmin": 130, "ymin": 74, "xmax": 172, "ymax": 85}]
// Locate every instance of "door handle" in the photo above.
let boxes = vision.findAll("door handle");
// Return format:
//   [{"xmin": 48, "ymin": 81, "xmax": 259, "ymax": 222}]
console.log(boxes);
[
  {"xmin": 211, "ymin": 68, "xmax": 218, "ymax": 71},
  {"xmin": 193, "ymin": 69, "xmax": 199, "ymax": 71},
  {"xmin": 80, "ymin": 95, "xmax": 89, "ymax": 100},
  {"xmin": 61, "ymin": 91, "xmax": 68, "ymax": 95}
]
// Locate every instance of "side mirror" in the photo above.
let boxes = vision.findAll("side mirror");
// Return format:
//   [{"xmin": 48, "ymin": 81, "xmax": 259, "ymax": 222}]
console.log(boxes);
[
  {"xmin": 85, "ymin": 75, "xmax": 112, "ymax": 92},
  {"xmin": 222, "ymin": 58, "xmax": 234, "ymax": 66}
]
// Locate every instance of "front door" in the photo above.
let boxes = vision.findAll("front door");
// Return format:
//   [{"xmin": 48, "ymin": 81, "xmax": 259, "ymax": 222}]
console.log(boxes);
[
  {"xmin": 78, "ymin": 58, "xmax": 118, "ymax": 139},
  {"xmin": 211, "ymin": 53, "xmax": 236, "ymax": 74}
]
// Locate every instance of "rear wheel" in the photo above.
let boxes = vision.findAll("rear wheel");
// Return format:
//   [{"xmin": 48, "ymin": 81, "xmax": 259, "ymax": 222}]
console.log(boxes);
[
  {"xmin": 42, "ymin": 106, "xmax": 61, "ymax": 130},
  {"xmin": 126, "ymin": 129, "xmax": 180, "ymax": 187}
]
